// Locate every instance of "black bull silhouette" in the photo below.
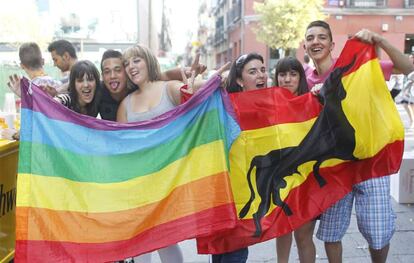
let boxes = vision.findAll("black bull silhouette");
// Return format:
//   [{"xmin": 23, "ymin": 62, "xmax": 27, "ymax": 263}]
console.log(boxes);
[{"xmin": 239, "ymin": 58, "xmax": 358, "ymax": 237}]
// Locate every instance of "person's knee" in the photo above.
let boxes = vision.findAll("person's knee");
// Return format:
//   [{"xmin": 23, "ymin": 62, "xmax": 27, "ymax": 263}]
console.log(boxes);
[
  {"xmin": 365, "ymin": 235, "xmax": 392, "ymax": 250},
  {"xmin": 369, "ymin": 244, "xmax": 390, "ymax": 263},
  {"xmin": 294, "ymin": 232, "xmax": 310, "ymax": 244},
  {"xmin": 324, "ymin": 241, "xmax": 343, "ymax": 262},
  {"xmin": 360, "ymin": 227, "xmax": 394, "ymax": 250},
  {"xmin": 325, "ymin": 241, "xmax": 342, "ymax": 247},
  {"xmin": 370, "ymin": 243, "xmax": 390, "ymax": 251},
  {"xmin": 294, "ymin": 228, "xmax": 314, "ymax": 247}
]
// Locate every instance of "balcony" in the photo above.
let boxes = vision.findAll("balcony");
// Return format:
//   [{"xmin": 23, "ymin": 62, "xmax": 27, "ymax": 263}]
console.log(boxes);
[
  {"xmin": 325, "ymin": 0, "xmax": 414, "ymax": 15},
  {"xmin": 214, "ymin": 28, "xmax": 227, "ymax": 46},
  {"xmin": 227, "ymin": 1, "xmax": 241, "ymax": 24},
  {"xmin": 348, "ymin": 0, "xmax": 386, "ymax": 8}
]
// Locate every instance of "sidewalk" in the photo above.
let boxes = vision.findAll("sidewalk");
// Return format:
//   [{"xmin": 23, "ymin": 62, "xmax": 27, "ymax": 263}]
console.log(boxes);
[
  {"xmin": 249, "ymin": 201, "xmax": 414, "ymax": 263},
  {"xmin": 149, "ymin": 200, "xmax": 414, "ymax": 263}
]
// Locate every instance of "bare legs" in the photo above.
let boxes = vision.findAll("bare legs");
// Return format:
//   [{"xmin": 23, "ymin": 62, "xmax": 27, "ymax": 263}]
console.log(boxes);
[
  {"xmin": 324, "ymin": 241, "xmax": 342, "ymax": 263},
  {"xmin": 276, "ymin": 233, "xmax": 292, "ymax": 263},
  {"xmin": 295, "ymin": 221, "xmax": 316, "ymax": 263},
  {"xmin": 276, "ymin": 221, "xmax": 316, "ymax": 263},
  {"xmin": 369, "ymin": 244, "xmax": 389, "ymax": 263},
  {"xmin": 324, "ymin": 242, "xmax": 389, "ymax": 263}
]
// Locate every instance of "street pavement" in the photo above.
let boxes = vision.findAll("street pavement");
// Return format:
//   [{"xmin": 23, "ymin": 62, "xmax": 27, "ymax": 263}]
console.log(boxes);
[{"xmin": 150, "ymin": 104, "xmax": 414, "ymax": 263}]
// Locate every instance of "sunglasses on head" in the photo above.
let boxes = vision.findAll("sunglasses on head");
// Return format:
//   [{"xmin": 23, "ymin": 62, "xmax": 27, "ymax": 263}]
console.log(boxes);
[{"xmin": 236, "ymin": 54, "xmax": 248, "ymax": 66}]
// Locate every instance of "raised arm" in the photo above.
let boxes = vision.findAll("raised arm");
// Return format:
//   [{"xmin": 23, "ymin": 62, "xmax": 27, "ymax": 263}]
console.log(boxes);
[
  {"xmin": 354, "ymin": 29, "xmax": 414, "ymax": 75},
  {"xmin": 160, "ymin": 68, "xmax": 182, "ymax": 81},
  {"xmin": 160, "ymin": 53, "xmax": 207, "ymax": 81},
  {"xmin": 166, "ymin": 62, "xmax": 231, "ymax": 105},
  {"xmin": 7, "ymin": 74, "xmax": 21, "ymax": 97}
]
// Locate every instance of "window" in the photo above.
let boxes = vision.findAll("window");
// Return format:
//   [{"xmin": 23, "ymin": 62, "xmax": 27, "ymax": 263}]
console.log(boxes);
[
  {"xmin": 328, "ymin": 0, "xmax": 345, "ymax": 6},
  {"xmin": 406, "ymin": 0, "xmax": 414, "ymax": 7},
  {"xmin": 348, "ymin": 0, "xmax": 386, "ymax": 7},
  {"xmin": 328, "ymin": 0, "xmax": 340, "ymax": 5},
  {"xmin": 405, "ymin": 34, "xmax": 414, "ymax": 54}
]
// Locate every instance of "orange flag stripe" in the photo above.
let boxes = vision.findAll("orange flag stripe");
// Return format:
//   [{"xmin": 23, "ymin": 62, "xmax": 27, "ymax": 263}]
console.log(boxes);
[{"xmin": 16, "ymin": 172, "xmax": 232, "ymax": 243}]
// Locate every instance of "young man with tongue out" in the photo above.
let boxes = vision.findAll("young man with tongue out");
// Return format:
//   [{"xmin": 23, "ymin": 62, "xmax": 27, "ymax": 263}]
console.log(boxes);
[
  {"xmin": 98, "ymin": 50, "xmax": 207, "ymax": 121},
  {"xmin": 98, "ymin": 50, "xmax": 131, "ymax": 121},
  {"xmin": 304, "ymin": 20, "xmax": 414, "ymax": 263}
]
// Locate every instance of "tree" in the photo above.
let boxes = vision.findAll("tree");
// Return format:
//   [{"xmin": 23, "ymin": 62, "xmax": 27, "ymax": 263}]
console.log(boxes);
[
  {"xmin": 0, "ymin": 0, "xmax": 51, "ymax": 46},
  {"xmin": 254, "ymin": 0, "xmax": 325, "ymax": 56}
]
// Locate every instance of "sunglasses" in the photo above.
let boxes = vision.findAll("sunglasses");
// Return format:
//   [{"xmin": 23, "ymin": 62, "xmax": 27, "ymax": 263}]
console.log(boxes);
[{"xmin": 236, "ymin": 54, "xmax": 248, "ymax": 66}]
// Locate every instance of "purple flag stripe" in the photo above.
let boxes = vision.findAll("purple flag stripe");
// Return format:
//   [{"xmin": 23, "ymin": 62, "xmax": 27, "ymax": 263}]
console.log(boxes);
[{"xmin": 20, "ymin": 75, "xmax": 223, "ymax": 131}]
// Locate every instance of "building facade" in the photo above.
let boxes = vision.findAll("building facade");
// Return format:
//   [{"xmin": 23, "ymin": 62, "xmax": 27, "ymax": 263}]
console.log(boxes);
[
  {"xmin": 205, "ymin": 0, "xmax": 268, "ymax": 67},
  {"xmin": 296, "ymin": 0, "xmax": 414, "ymax": 61},
  {"xmin": 204, "ymin": 0, "xmax": 414, "ymax": 71}
]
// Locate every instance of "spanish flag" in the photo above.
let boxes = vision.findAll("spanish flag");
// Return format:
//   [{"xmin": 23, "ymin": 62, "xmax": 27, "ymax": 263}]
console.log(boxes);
[
  {"xmin": 15, "ymin": 76, "xmax": 240, "ymax": 262},
  {"xmin": 197, "ymin": 39, "xmax": 404, "ymax": 253}
]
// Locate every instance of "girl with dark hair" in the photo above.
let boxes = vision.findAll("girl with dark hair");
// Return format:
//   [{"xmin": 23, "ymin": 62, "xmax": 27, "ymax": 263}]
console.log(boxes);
[
  {"xmin": 275, "ymin": 56, "xmax": 309, "ymax": 95},
  {"xmin": 212, "ymin": 53, "xmax": 268, "ymax": 263},
  {"xmin": 56, "ymin": 60, "xmax": 101, "ymax": 117},
  {"xmin": 226, "ymin": 52, "xmax": 268, "ymax": 93},
  {"xmin": 273, "ymin": 57, "xmax": 317, "ymax": 263},
  {"xmin": 218, "ymin": 56, "xmax": 314, "ymax": 263}
]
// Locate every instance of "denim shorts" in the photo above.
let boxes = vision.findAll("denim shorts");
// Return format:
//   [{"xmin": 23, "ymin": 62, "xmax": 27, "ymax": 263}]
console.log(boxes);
[
  {"xmin": 316, "ymin": 176, "xmax": 396, "ymax": 249},
  {"xmin": 212, "ymin": 247, "xmax": 249, "ymax": 263}
]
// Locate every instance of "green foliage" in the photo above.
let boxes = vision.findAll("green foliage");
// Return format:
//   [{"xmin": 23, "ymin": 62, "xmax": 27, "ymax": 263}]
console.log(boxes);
[{"xmin": 254, "ymin": 0, "xmax": 326, "ymax": 52}]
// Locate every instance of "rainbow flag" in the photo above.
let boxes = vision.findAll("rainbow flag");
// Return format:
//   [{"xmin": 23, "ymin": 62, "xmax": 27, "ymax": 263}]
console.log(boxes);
[
  {"xmin": 197, "ymin": 39, "xmax": 404, "ymax": 253},
  {"xmin": 15, "ymin": 76, "xmax": 240, "ymax": 262}
]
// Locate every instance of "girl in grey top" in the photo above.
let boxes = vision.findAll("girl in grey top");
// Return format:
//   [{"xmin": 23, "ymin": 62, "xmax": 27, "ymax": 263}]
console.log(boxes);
[
  {"xmin": 117, "ymin": 44, "xmax": 204, "ymax": 124},
  {"xmin": 116, "ymin": 44, "xmax": 229, "ymax": 263},
  {"xmin": 124, "ymin": 82, "xmax": 175, "ymax": 122}
]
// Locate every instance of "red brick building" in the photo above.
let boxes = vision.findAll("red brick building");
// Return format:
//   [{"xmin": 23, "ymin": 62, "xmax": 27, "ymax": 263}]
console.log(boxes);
[
  {"xmin": 296, "ymin": 0, "xmax": 414, "ymax": 62},
  {"xmin": 210, "ymin": 0, "xmax": 269, "ymax": 67},
  {"xmin": 206, "ymin": 0, "xmax": 414, "ymax": 70}
]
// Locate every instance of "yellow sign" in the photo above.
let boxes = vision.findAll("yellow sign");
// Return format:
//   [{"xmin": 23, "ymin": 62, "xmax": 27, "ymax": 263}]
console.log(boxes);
[
  {"xmin": 191, "ymin": 40, "xmax": 202, "ymax": 47},
  {"xmin": 0, "ymin": 140, "xmax": 18, "ymax": 263}
]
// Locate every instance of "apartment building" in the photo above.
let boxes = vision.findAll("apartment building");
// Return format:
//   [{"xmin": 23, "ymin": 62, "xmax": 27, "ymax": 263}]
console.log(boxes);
[{"xmin": 204, "ymin": 0, "xmax": 414, "ymax": 70}]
